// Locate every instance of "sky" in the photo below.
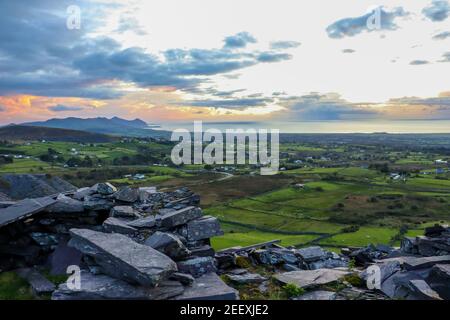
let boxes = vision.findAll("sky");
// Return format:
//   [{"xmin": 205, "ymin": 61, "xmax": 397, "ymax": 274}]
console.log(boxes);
[{"xmin": 0, "ymin": 0, "xmax": 449, "ymax": 125}]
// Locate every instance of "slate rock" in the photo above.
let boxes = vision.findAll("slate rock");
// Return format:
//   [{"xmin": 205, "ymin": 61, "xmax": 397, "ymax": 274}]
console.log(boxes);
[
  {"xmin": 189, "ymin": 245, "xmax": 216, "ymax": 258},
  {"xmin": 52, "ymin": 271, "xmax": 184, "ymax": 300},
  {"xmin": 30, "ymin": 232, "xmax": 58, "ymax": 246},
  {"xmin": 127, "ymin": 215, "xmax": 158, "ymax": 229},
  {"xmin": 83, "ymin": 196, "xmax": 114, "ymax": 211},
  {"xmin": 178, "ymin": 216, "xmax": 223, "ymax": 241},
  {"xmin": 47, "ymin": 194, "xmax": 84, "ymax": 213},
  {"xmin": 73, "ymin": 187, "xmax": 94, "ymax": 201},
  {"xmin": 274, "ymin": 269, "xmax": 350, "ymax": 289},
  {"xmin": 170, "ymin": 272, "xmax": 195, "ymax": 286},
  {"xmin": 427, "ymin": 264, "xmax": 450, "ymax": 299},
  {"xmin": 174, "ymin": 273, "xmax": 239, "ymax": 300},
  {"xmin": 308, "ymin": 258, "xmax": 348, "ymax": 270},
  {"xmin": 144, "ymin": 231, "xmax": 190, "ymax": 260},
  {"xmin": 160, "ymin": 206, "xmax": 203, "ymax": 228},
  {"xmin": 226, "ymin": 272, "xmax": 267, "ymax": 285},
  {"xmin": 404, "ymin": 279, "xmax": 442, "ymax": 300},
  {"xmin": 0, "ymin": 196, "xmax": 57, "ymax": 228},
  {"xmin": 113, "ymin": 187, "xmax": 139, "ymax": 203},
  {"xmin": 177, "ymin": 256, "xmax": 217, "ymax": 278},
  {"xmin": 293, "ymin": 290, "xmax": 337, "ymax": 300},
  {"xmin": 297, "ymin": 246, "xmax": 328, "ymax": 262},
  {"xmin": 138, "ymin": 187, "xmax": 157, "ymax": 202},
  {"xmin": 91, "ymin": 183, "xmax": 117, "ymax": 195},
  {"xmin": 16, "ymin": 268, "xmax": 56, "ymax": 295},
  {"xmin": 49, "ymin": 241, "xmax": 83, "ymax": 275},
  {"xmin": 110, "ymin": 206, "xmax": 141, "ymax": 218},
  {"xmin": 68, "ymin": 229, "xmax": 177, "ymax": 287},
  {"xmin": 103, "ymin": 217, "xmax": 137, "ymax": 235},
  {"xmin": 403, "ymin": 255, "xmax": 450, "ymax": 270}
]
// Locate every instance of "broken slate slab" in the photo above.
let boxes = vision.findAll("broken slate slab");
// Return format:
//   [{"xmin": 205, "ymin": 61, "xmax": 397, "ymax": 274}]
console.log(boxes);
[
  {"xmin": 16, "ymin": 268, "xmax": 56, "ymax": 295},
  {"xmin": 83, "ymin": 197, "xmax": 114, "ymax": 211},
  {"xmin": 68, "ymin": 228, "xmax": 177, "ymax": 287},
  {"xmin": 170, "ymin": 272, "xmax": 195, "ymax": 286},
  {"xmin": 103, "ymin": 217, "xmax": 137, "ymax": 235},
  {"xmin": 174, "ymin": 273, "xmax": 239, "ymax": 300},
  {"xmin": 226, "ymin": 272, "xmax": 267, "ymax": 285},
  {"xmin": 110, "ymin": 206, "xmax": 141, "ymax": 219},
  {"xmin": 293, "ymin": 290, "xmax": 337, "ymax": 300},
  {"xmin": 91, "ymin": 182, "xmax": 117, "ymax": 195},
  {"xmin": 127, "ymin": 215, "xmax": 158, "ymax": 229},
  {"xmin": 297, "ymin": 246, "xmax": 328, "ymax": 262},
  {"xmin": 274, "ymin": 269, "xmax": 350, "ymax": 289},
  {"xmin": 144, "ymin": 231, "xmax": 190, "ymax": 260},
  {"xmin": 160, "ymin": 206, "xmax": 203, "ymax": 228},
  {"xmin": 405, "ymin": 279, "xmax": 442, "ymax": 300},
  {"xmin": 113, "ymin": 187, "xmax": 139, "ymax": 203},
  {"xmin": 47, "ymin": 194, "xmax": 84, "ymax": 213},
  {"xmin": 427, "ymin": 264, "xmax": 450, "ymax": 300},
  {"xmin": 403, "ymin": 255, "xmax": 450, "ymax": 270},
  {"xmin": 52, "ymin": 271, "xmax": 183, "ymax": 300},
  {"xmin": 0, "ymin": 196, "xmax": 56, "ymax": 228},
  {"xmin": 177, "ymin": 256, "xmax": 217, "ymax": 278},
  {"xmin": 73, "ymin": 187, "xmax": 94, "ymax": 201},
  {"xmin": 49, "ymin": 241, "xmax": 83, "ymax": 275},
  {"xmin": 178, "ymin": 216, "xmax": 223, "ymax": 241}
]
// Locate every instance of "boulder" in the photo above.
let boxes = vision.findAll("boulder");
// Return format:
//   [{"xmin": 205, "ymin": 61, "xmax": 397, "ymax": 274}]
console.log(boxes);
[
  {"xmin": 144, "ymin": 231, "xmax": 190, "ymax": 260},
  {"xmin": 47, "ymin": 194, "xmax": 84, "ymax": 213},
  {"xmin": 113, "ymin": 187, "xmax": 139, "ymax": 203},
  {"xmin": 138, "ymin": 187, "xmax": 157, "ymax": 202},
  {"xmin": 170, "ymin": 272, "xmax": 195, "ymax": 286},
  {"xmin": 174, "ymin": 273, "xmax": 239, "ymax": 300},
  {"xmin": 404, "ymin": 279, "xmax": 442, "ymax": 300},
  {"xmin": 177, "ymin": 256, "xmax": 217, "ymax": 278},
  {"xmin": 103, "ymin": 217, "xmax": 137, "ymax": 235},
  {"xmin": 189, "ymin": 245, "xmax": 216, "ymax": 258},
  {"xmin": 68, "ymin": 229, "xmax": 177, "ymax": 287},
  {"xmin": 274, "ymin": 269, "xmax": 350, "ymax": 289},
  {"xmin": 403, "ymin": 255, "xmax": 450, "ymax": 270},
  {"xmin": 52, "ymin": 271, "xmax": 184, "ymax": 300},
  {"xmin": 110, "ymin": 206, "xmax": 141, "ymax": 219},
  {"xmin": 160, "ymin": 206, "xmax": 203, "ymax": 228},
  {"xmin": 91, "ymin": 183, "xmax": 117, "ymax": 195},
  {"xmin": 178, "ymin": 216, "xmax": 223, "ymax": 241}
]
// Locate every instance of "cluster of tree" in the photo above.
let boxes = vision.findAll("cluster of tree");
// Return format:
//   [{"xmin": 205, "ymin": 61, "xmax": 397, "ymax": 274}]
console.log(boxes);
[
  {"xmin": 66, "ymin": 156, "xmax": 95, "ymax": 167},
  {"xmin": 0, "ymin": 156, "xmax": 13, "ymax": 165},
  {"xmin": 368, "ymin": 162, "xmax": 390, "ymax": 173},
  {"xmin": 39, "ymin": 148, "xmax": 65, "ymax": 163}
]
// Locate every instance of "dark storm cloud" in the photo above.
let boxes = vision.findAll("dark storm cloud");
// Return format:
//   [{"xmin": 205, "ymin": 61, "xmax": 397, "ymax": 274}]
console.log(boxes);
[
  {"xmin": 326, "ymin": 7, "xmax": 408, "ymax": 38},
  {"xmin": 422, "ymin": 1, "xmax": 450, "ymax": 21}
]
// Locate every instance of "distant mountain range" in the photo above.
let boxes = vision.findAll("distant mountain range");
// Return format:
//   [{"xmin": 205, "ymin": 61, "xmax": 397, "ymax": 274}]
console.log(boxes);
[
  {"xmin": 0, "ymin": 125, "xmax": 119, "ymax": 143},
  {"xmin": 22, "ymin": 117, "xmax": 169, "ymax": 138}
]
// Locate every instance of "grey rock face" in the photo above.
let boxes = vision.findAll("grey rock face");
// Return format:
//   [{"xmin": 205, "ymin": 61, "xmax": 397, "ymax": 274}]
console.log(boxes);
[
  {"xmin": 114, "ymin": 187, "xmax": 139, "ymax": 203},
  {"xmin": 275, "ymin": 269, "xmax": 350, "ymax": 289},
  {"xmin": 103, "ymin": 217, "xmax": 137, "ymax": 235},
  {"xmin": 160, "ymin": 206, "xmax": 203, "ymax": 228},
  {"xmin": 226, "ymin": 272, "xmax": 267, "ymax": 285},
  {"xmin": 68, "ymin": 228, "xmax": 177, "ymax": 287},
  {"xmin": 427, "ymin": 264, "xmax": 450, "ymax": 299},
  {"xmin": 47, "ymin": 194, "xmax": 84, "ymax": 213},
  {"xmin": 91, "ymin": 182, "xmax": 117, "ymax": 195},
  {"xmin": 52, "ymin": 271, "xmax": 183, "ymax": 300},
  {"xmin": 177, "ymin": 256, "xmax": 217, "ymax": 278},
  {"xmin": 0, "ymin": 196, "xmax": 56, "ymax": 228},
  {"xmin": 144, "ymin": 231, "xmax": 190, "ymax": 260},
  {"xmin": 174, "ymin": 273, "xmax": 239, "ymax": 300},
  {"xmin": 178, "ymin": 216, "xmax": 223, "ymax": 241},
  {"xmin": 170, "ymin": 272, "xmax": 195, "ymax": 286},
  {"xmin": 110, "ymin": 206, "xmax": 141, "ymax": 218},
  {"xmin": 404, "ymin": 279, "xmax": 442, "ymax": 300}
]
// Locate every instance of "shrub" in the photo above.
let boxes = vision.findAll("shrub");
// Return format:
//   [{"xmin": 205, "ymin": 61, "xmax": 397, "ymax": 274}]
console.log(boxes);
[{"xmin": 282, "ymin": 283, "xmax": 305, "ymax": 298}]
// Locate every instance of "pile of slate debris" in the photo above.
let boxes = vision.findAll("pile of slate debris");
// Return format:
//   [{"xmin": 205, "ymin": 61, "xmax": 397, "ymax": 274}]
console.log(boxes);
[
  {"xmin": 0, "ymin": 180, "xmax": 449, "ymax": 300},
  {"xmin": 0, "ymin": 182, "xmax": 237, "ymax": 300}
]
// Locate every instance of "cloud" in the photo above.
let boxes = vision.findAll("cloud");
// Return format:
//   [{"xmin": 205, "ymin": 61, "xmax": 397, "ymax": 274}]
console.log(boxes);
[
  {"xmin": 422, "ymin": 1, "xmax": 450, "ymax": 21},
  {"xmin": 410, "ymin": 60, "xmax": 430, "ymax": 65},
  {"xmin": 0, "ymin": 105, "xmax": 4, "ymax": 112},
  {"xmin": 116, "ymin": 16, "xmax": 147, "ymax": 35},
  {"xmin": 48, "ymin": 104, "xmax": 84, "ymax": 112},
  {"xmin": 223, "ymin": 32, "xmax": 257, "ymax": 48},
  {"xmin": 342, "ymin": 49, "xmax": 356, "ymax": 53},
  {"xmin": 256, "ymin": 52, "xmax": 292, "ymax": 63},
  {"xmin": 270, "ymin": 41, "xmax": 301, "ymax": 50},
  {"xmin": 326, "ymin": 7, "xmax": 408, "ymax": 38},
  {"xmin": 439, "ymin": 52, "xmax": 450, "ymax": 62},
  {"xmin": 278, "ymin": 93, "xmax": 378, "ymax": 120},
  {"xmin": 184, "ymin": 97, "xmax": 274, "ymax": 109},
  {"xmin": 432, "ymin": 31, "xmax": 450, "ymax": 39}
]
